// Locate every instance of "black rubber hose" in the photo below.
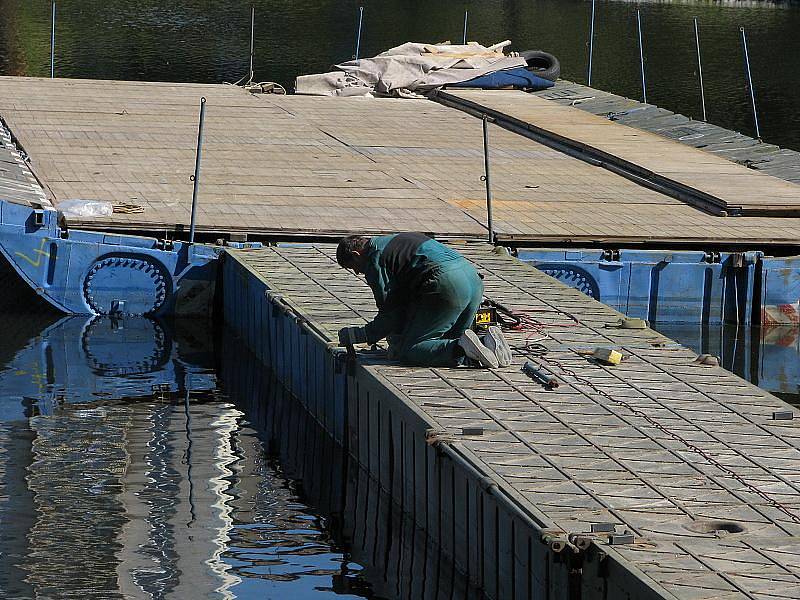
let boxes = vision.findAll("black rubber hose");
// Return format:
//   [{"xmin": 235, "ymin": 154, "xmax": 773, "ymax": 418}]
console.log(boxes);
[{"xmin": 518, "ymin": 50, "xmax": 561, "ymax": 82}]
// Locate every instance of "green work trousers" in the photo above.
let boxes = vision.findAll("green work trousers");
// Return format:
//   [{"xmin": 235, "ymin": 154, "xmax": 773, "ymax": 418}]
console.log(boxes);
[{"xmin": 389, "ymin": 262, "xmax": 483, "ymax": 367}]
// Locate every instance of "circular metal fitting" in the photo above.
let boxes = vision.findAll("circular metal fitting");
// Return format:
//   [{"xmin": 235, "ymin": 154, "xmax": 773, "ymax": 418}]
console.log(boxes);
[{"xmin": 83, "ymin": 255, "xmax": 168, "ymax": 315}]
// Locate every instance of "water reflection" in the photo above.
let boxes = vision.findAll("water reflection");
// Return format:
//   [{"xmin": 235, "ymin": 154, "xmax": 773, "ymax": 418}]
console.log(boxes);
[
  {"xmin": 220, "ymin": 331, "xmax": 488, "ymax": 600},
  {"xmin": 0, "ymin": 314, "xmax": 375, "ymax": 599},
  {"xmin": 657, "ymin": 322, "xmax": 800, "ymax": 403},
  {"xmin": 0, "ymin": 316, "xmax": 215, "ymax": 420}
]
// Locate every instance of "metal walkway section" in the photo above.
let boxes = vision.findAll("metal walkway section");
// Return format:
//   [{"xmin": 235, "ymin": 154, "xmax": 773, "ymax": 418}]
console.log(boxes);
[
  {"xmin": 224, "ymin": 243, "xmax": 800, "ymax": 600},
  {"xmin": 532, "ymin": 80, "xmax": 800, "ymax": 185},
  {"xmin": 437, "ymin": 89, "xmax": 800, "ymax": 217},
  {"xmin": 0, "ymin": 118, "xmax": 50, "ymax": 209}
]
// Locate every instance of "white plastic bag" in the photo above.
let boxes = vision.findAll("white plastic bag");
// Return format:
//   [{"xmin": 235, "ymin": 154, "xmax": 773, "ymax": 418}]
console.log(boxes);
[{"xmin": 58, "ymin": 199, "xmax": 114, "ymax": 218}]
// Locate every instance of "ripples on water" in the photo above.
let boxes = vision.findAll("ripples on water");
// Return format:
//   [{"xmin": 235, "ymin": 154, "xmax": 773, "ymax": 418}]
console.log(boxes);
[
  {"xmin": 0, "ymin": 0, "xmax": 797, "ymax": 148},
  {"xmin": 0, "ymin": 284, "xmax": 487, "ymax": 599},
  {"xmin": 0, "ymin": 308, "xmax": 371, "ymax": 599}
]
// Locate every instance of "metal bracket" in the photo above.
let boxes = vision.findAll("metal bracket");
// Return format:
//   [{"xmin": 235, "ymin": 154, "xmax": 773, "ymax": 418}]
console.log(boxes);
[{"xmin": 609, "ymin": 533, "xmax": 635, "ymax": 545}]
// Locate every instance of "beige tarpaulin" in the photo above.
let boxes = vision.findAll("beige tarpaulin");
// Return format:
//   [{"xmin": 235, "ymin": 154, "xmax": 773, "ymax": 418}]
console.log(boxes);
[{"xmin": 295, "ymin": 41, "xmax": 526, "ymax": 98}]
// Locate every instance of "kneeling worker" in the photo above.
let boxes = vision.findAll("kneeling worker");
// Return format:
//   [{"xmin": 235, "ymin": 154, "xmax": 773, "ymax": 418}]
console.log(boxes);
[{"xmin": 335, "ymin": 232, "xmax": 512, "ymax": 368}]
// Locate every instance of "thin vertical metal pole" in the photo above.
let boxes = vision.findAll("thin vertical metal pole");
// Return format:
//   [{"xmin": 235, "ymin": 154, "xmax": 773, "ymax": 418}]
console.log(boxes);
[
  {"xmin": 637, "ymin": 9, "xmax": 647, "ymax": 103},
  {"xmin": 694, "ymin": 17, "xmax": 707, "ymax": 121},
  {"xmin": 463, "ymin": 10, "xmax": 469, "ymax": 45},
  {"xmin": 740, "ymin": 26, "xmax": 760, "ymax": 140},
  {"xmin": 354, "ymin": 6, "xmax": 364, "ymax": 61},
  {"xmin": 248, "ymin": 6, "xmax": 255, "ymax": 84},
  {"xmin": 50, "ymin": 2, "xmax": 56, "ymax": 78},
  {"xmin": 588, "ymin": 0, "xmax": 596, "ymax": 86},
  {"xmin": 481, "ymin": 115, "xmax": 494, "ymax": 244},
  {"xmin": 189, "ymin": 97, "xmax": 207, "ymax": 245}
]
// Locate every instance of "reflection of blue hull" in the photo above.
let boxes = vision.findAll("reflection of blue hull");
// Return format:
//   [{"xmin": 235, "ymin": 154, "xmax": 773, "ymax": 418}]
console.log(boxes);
[
  {"xmin": 520, "ymin": 248, "xmax": 799, "ymax": 327},
  {"xmin": 0, "ymin": 315, "xmax": 216, "ymax": 421},
  {"xmin": 657, "ymin": 322, "xmax": 800, "ymax": 398},
  {"xmin": 0, "ymin": 199, "xmax": 220, "ymax": 317}
]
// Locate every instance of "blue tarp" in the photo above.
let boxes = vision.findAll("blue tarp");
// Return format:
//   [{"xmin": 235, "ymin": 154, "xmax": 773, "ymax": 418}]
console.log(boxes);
[{"xmin": 449, "ymin": 67, "xmax": 555, "ymax": 91}]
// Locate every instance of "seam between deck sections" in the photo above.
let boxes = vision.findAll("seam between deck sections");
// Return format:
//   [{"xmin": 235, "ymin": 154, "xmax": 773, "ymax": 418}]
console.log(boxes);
[
  {"xmin": 433, "ymin": 92, "xmax": 734, "ymax": 218},
  {"xmin": 673, "ymin": 542, "xmax": 760, "ymax": 599},
  {"xmin": 434, "ymin": 91, "xmax": 800, "ymax": 219},
  {"xmin": 429, "ymin": 366, "xmax": 693, "ymax": 535},
  {"xmin": 742, "ymin": 540, "xmax": 800, "ymax": 583},
  {"xmin": 615, "ymin": 347, "xmax": 800, "ymax": 510}
]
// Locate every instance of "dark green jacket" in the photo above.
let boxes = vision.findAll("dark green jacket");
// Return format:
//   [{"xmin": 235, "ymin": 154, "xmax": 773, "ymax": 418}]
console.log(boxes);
[{"xmin": 362, "ymin": 233, "xmax": 468, "ymax": 344}]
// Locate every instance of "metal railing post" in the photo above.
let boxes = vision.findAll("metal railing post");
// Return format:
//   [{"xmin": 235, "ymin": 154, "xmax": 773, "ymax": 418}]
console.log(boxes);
[
  {"xmin": 189, "ymin": 97, "xmax": 207, "ymax": 244},
  {"xmin": 354, "ymin": 6, "xmax": 364, "ymax": 61},
  {"xmin": 637, "ymin": 9, "xmax": 647, "ymax": 103},
  {"xmin": 50, "ymin": 2, "xmax": 56, "ymax": 78},
  {"xmin": 481, "ymin": 115, "xmax": 495, "ymax": 244},
  {"xmin": 248, "ymin": 6, "xmax": 255, "ymax": 85},
  {"xmin": 694, "ymin": 17, "xmax": 707, "ymax": 122},
  {"xmin": 587, "ymin": 0, "xmax": 596, "ymax": 86},
  {"xmin": 740, "ymin": 26, "xmax": 761, "ymax": 140}
]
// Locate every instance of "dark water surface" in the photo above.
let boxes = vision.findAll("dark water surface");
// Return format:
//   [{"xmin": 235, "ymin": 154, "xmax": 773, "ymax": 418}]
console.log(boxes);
[
  {"xmin": 0, "ymin": 300, "xmax": 487, "ymax": 599},
  {"xmin": 0, "ymin": 313, "xmax": 373, "ymax": 599},
  {"xmin": 0, "ymin": 0, "xmax": 798, "ymax": 148}
]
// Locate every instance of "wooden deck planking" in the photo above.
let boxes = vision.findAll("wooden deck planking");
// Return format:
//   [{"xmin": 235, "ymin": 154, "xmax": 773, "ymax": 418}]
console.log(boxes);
[
  {"xmin": 0, "ymin": 77, "xmax": 484, "ymax": 238},
  {"xmin": 439, "ymin": 89, "xmax": 800, "ymax": 214},
  {"xmin": 1, "ymin": 77, "xmax": 800, "ymax": 244},
  {"xmin": 230, "ymin": 243, "xmax": 800, "ymax": 599}
]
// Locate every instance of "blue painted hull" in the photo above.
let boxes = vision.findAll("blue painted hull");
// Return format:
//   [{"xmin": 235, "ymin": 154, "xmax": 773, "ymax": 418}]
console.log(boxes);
[
  {"xmin": 0, "ymin": 200, "xmax": 221, "ymax": 316},
  {"xmin": 0, "ymin": 314, "xmax": 216, "ymax": 421},
  {"xmin": 518, "ymin": 248, "xmax": 799, "ymax": 327}
]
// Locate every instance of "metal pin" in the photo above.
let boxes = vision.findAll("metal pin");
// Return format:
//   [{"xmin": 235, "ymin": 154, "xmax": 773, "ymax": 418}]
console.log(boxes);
[
  {"xmin": 588, "ymin": 0, "xmax": 596, "ymax": 86},
  {"xmin": 481, "ymin": 115, "xmax": 495, "ymax": 244},
  {"xmin": 354, "ymin": 6, "xmax": 364, "ymax": 61},
  {"xmin": 189, "ymin": 97, "xmax": 207, "ymax": 245},
  {"xmin": 740, "ymin": 26, "xmax": 760, "ymax": 140},
  {"xmin": 636, "ymin": 9, "xmax": 647, "ymax": 103},
  {"xmin": 248, "ymin": 6, "xmax": 255, "ymax": 85},
  {"xmin": 463, "ymin": 10, "xmax": 469, "ymax": 45},
  {"xmin": 50, "ymin": 1, "xmax": 56, "ymax": 78},
  {"xmin": 694, "ymin": 17, "xmax": 707, "ymax": 121}
]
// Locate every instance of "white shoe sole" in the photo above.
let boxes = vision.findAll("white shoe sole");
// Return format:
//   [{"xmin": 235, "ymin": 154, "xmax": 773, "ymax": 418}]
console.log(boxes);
[
  {"xmin": 484, "ymin": 326, "xmax": 513, "ymax": 367},
  {"xmin": 459, "ymin": 330, "xmax": 499, "ymax": 368}
]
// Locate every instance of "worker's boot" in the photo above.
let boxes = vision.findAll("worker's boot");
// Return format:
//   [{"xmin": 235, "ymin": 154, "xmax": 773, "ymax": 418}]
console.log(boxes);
[
  {"xmin": 459, "ymin": 330, "xmax": 499, "ymax": 368},
  {"xmin": 483, "ymin": 326, "xmax": 513, "ymax": 367}
]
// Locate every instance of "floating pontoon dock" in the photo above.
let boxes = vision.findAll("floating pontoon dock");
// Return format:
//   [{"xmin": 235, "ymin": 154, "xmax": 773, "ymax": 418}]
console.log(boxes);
[
  {"xmin": 224, "ymin": 243, "xmax": 800, "ymax": 600},
  {"xmin": 1, "ymin": 74, "xmax": 799, "ymax": 596},
  {"xmin": 1, "ymin": 76, "xmax": 799, "ymax": 245},
  {"xmin": 2, "ymin": 75, "xmax": 796, "ymax": 325}
]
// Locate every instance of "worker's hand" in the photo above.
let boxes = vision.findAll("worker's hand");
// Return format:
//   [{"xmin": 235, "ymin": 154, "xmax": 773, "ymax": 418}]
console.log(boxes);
[{"xmin": 338, "ymin": 326, "xmax": 367, "ymax": 346}]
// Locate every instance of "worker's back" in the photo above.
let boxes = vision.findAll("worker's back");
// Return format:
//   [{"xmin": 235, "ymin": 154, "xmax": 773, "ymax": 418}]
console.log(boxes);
[{"xmin": 369, "ymin": 233, "xmax": 467, "ymax": 296}]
